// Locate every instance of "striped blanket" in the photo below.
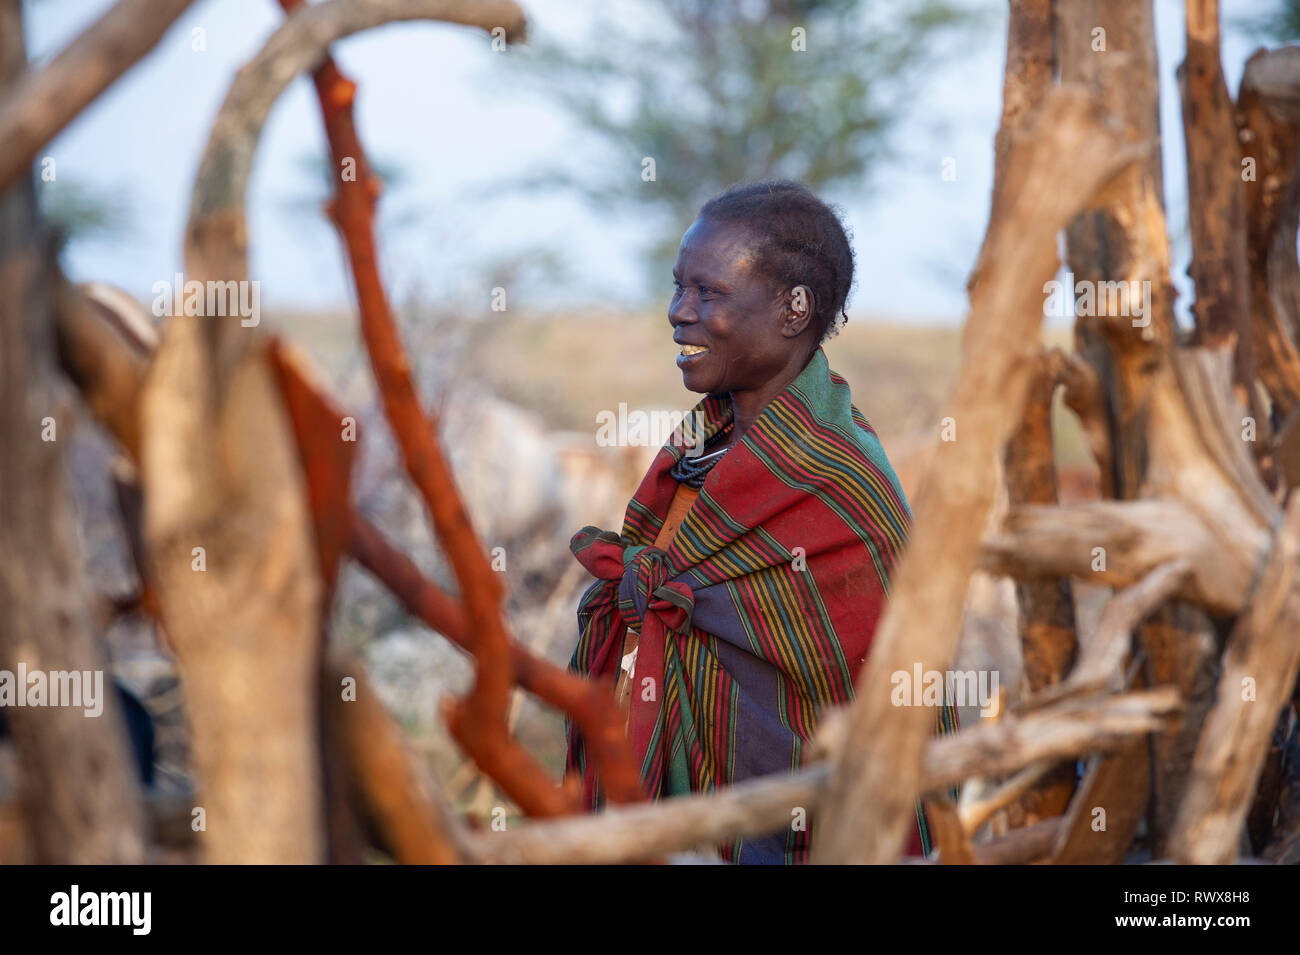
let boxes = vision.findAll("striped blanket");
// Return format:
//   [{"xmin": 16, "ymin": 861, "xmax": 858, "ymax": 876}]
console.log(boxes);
[{"xmin": 565, "ymin": 348, "xmax": 956, "ymax": 863}]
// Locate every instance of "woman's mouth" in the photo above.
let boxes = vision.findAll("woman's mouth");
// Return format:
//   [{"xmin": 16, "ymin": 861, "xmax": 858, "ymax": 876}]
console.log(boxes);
[{"xmin": 677, "ymin": 344, "xmax": 709, "ymax": 367}]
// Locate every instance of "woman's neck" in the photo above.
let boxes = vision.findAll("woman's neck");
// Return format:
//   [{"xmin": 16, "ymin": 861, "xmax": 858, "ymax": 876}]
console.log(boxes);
[{"xmin": 725, "ymin": 348, "xmax": 815, "ymax": 447}]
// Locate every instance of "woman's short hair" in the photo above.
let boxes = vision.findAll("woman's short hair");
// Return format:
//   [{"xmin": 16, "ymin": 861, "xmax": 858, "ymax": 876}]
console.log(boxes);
[{"xmin": 698, "ymin": 179, "xmax": 855, "ymax": 343}]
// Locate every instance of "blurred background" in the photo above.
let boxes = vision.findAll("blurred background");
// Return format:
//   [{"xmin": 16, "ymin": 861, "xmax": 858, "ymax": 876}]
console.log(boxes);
[{"xmin": 14, "ymin": 0, "xmax": 1300, "ymax": 830}]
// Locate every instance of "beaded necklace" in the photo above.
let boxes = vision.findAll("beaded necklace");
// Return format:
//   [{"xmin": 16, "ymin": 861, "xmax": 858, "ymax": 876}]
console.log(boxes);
[{"xmin": 669, "ymin": 423, "xmax": 734, "ymax": 488}]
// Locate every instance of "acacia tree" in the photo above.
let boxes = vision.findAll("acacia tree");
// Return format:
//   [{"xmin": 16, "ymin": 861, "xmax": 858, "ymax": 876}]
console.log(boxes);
[{"xmin": 507, "ymin": 0, "xmax": 981, "ymax": 286}]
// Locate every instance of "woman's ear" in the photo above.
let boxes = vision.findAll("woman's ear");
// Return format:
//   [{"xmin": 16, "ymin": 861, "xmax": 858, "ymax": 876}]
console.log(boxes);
[{"xmin": 783, "ymin": 285, "xmax": 815, "ymax": 337}]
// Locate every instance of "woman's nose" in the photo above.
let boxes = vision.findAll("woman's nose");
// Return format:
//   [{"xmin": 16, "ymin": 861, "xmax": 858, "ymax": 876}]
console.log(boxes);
[{"xmin": 668, "ymin": 291, "xmax": 695, "ymax": 326}]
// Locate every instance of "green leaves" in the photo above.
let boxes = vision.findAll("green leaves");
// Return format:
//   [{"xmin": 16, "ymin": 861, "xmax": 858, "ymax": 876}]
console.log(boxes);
[{"xmin": 505, "ymin": 0, "xmax": 983, "ymax": 291}]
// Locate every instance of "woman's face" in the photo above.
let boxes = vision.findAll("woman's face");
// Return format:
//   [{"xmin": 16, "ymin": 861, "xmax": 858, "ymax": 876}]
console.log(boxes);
[{"xmin": 669, "ymin": 216, "xmax": 812, "ymax": 396}]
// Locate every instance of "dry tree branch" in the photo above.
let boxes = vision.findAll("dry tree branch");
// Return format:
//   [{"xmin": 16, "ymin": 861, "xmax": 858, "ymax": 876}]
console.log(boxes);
[
  {"xmin": 957, "ymin": 761, "xmax": 1057, "ymax": 836},
  {"xmin": 1172, "ymin": 496, "xmax": 1300, "ymax": 863},
  {"xmin": 267, "ymin": 0, "xmax": 646, "ymax": 814},
  {"xmin": 325, "ymin": 652, "xmax": 469, "ymax": 864},
  {"xmin": 1023, "ymin": 558, "xmax": 1193, "ymax": 708},
  {"xmin": 51, "ymin": 271, "xmax": 647, "ymax": 830},
  {"xmin": 347, "ymin": 517, "xmax": 646, "ymax": 804},
  {"xmin": 812, "ymin": 87, "xmax": 1142, "ymax": 864},
  {"xmin": 984, "ymin": 498, "xmax": 1260, "ymax": 616},
  {"xmin": 136, "ymin": 0, "xmax": 532, "ymax": 862},
  {"xmin": 466, "ymin": 688, "xmax": 1179, "ymax": 865},
  {"xmin": 0, "ymin": 0, "xmax": 196, "ymax": 193}
]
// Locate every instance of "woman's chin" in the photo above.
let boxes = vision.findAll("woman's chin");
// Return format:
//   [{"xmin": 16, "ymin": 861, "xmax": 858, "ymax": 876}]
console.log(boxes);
[{"xmin": 679, "ymin": 369, "xmax": 714, "ymax": 394}]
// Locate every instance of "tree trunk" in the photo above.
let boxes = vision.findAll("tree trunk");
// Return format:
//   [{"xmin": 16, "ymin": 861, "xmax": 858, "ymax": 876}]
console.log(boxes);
[{"xmin": 0, "ymin": 0, "xmax": 145, "ymax": 864}]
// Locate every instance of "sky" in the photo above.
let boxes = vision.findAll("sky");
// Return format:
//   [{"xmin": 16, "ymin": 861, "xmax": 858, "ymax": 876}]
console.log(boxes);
[{"xmin": 22, "ymin": 0, "xmax": 1276, "ymax": 324}]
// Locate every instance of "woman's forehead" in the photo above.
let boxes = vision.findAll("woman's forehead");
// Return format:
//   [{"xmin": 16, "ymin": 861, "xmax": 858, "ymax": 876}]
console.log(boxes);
[{"xmin": 677, "ymin": 217, "xmax": 762, "ymax": 274}]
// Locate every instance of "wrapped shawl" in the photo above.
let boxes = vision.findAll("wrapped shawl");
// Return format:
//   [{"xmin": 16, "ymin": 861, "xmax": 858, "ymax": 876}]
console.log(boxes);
[{"xmin": 565, "ymin": 348, "xmax": 956, "ymax": 863}]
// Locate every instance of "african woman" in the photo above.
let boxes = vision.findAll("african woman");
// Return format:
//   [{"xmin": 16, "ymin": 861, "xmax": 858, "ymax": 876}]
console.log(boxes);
[{"xmin": 565, "ymin": 180, "xmax": 956, "ymax": 864}]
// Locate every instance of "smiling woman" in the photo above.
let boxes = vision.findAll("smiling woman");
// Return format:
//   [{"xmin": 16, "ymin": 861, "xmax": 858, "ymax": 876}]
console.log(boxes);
[{"xmin": 564, "ymin": 180, "xmax": 957, "ymax": 864}]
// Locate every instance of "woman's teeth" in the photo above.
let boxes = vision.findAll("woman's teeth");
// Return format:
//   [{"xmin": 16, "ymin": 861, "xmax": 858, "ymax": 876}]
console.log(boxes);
[{"xmin": 680, "ymin": 345, "xmax": 708, "ymax": 357}]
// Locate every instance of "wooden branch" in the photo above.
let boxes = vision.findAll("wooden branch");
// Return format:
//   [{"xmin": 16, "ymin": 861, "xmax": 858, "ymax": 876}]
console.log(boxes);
[
  {"xmin": 1027, "ymin": 558, "xmax": 1192, "ymax": 706},
  {"xmin": 958, "ymin": 761, "xmax": 1056, "ymax": 835},
  {"xmin": 1179, "ymin": 0, "xmax": 1254, "ymax": 390},
  {"xmin": 48, "ymin": 272, "xmax": 647, "ymax": 816},
  {"xmin": 467, "ymin": 764, "xmax": 829, "ymax": 865},
  {"xmin": 968, "ymin": 0, "xmax": 1053, "ymax": 297},
  {"xmin": 325, "ymin": 652, "xmax": 468, "ymax": 864},
  {"xmin": 920, "ymin": 688, "xmax": 1181, "ymax": 786},
  {"xmin": 1048, "ymin": 748, "xmax": 1148, "ymax": 863},
  {"xmin": 0, "ymin": 0, "xmax": 196, "ymax": 193},
  {"xmin": 136, "ymin": 0, "xmax": 520, "ymax": 863},
  {"xmin": 466, "ymin": 688, "xmax": 1178, "ymax": 864},
  {"xmin": 1059, "ymin": 0, "xmax": 1175, "ymax": 499},
  {"xmin": 1059, "ymin": 349, "xmax": 1115, "ymax": 496},
  {"xmin": 1004, "ymin": 349, "xmax": 1079, "ymax": 824},
  {"xmin": 1172, "ymin": 496, "xmax": 1300, "ymax": 863},
  {"xmin": 347, "ymin": 517, "xmax": 646, "ymax": 805},
  {"xmin": 984, "ymin": 498, "xmax": 1263, "ymax": 616},
  {"xmin": 813, "ymin": 86, "xmax": 1141, "ymax": 863},
  {"xmin": 974, "ymin": 816, "xmax": 1061, "ymax": 865},
  {"xmin": 927, "ymin": 797, "xmax": 976, "ymax": 864},
  {"xmin": 263, "ymin": 0, "xmax": 574, "ymax": 818},
  {"xmin": 267, "ymin": 339, "xmax": 357, "ymax": 598}
]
